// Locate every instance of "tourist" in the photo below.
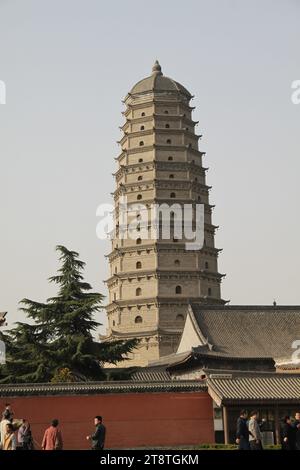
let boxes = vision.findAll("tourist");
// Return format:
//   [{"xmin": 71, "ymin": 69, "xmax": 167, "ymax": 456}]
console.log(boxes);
[
  {"xmin": 236, "ymin": 409, "xmax": 250, "ymax": 450},
  {"xmin": 86, "ymin": 416, "xmax": 106, "ymax": 450},
  {"xmin": 18, "ymin": 419, "xmax": 34, "ymax": 450},
  {"xmin": 248, "ymin": 410, "xmax": 263, "ymax": 450},
  {"xmin": 0, "ymin": 412, "xmax": 11, "ymax": 448},
  {"xmin": 281, "ymin": 416, "xmax": 296, "ymax": 450},
  {"xmin": 2, "ymin": 403, "xmax": 13, "ymax": 421},
  {"xmin": 41, "ymin": 419, "xmax": 63, "ymax": 450},
  {"xmin": 2, "ymin": 422, "xmax": 17, "ymax": 450},
  {"xmin": 293, "ymin": 412, "xmax": 300, "ymax": 450}
]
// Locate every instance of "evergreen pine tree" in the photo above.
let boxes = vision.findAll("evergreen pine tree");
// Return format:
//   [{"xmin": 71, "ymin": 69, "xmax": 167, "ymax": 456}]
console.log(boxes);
[{"xmin": 0, "ymin": 246, "xmax": 138, "ymax": 383}]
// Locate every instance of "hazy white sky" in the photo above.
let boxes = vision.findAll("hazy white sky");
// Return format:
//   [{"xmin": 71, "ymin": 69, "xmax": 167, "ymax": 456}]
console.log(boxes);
[{"xmin": 0, "ymin": 0, "xmax": 299, "ymax": 333}]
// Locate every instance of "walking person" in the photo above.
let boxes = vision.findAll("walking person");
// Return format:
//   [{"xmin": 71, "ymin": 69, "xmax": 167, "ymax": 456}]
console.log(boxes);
[
  {"xmin": 293, "ymin": 412, "xmax": 300, "ymax": 450},
  {"xmin": 86, "ymin": 416, "xmax": 106, "ymax": 450},
  {"xmin": 2, "ymin": 403, "xmax": 13, "ymax": 422},
  {"xmin": 0, "ymin": 412, "xmax": 11, "ymax": 449},
  {"xmin": 281, "ymin": 416, "xmax": 296, "ymax": 450},
  {"xmin": 18, "ymin": 419, "xmax": 34, "ymax": 450},
  {"xmin": 41, "ymin": 419, "xmax": 63, "ymax": 450},
  {"xmin": 2, "ymin": 423, "xmax": 17, "ymax": 450},
  {"xmin": 236, "ymin": 409, "xmax": 250, "ymax": 450},
  {"xmin": 248, "ymin": 410, "xmax": 263, "ymax": 450}
]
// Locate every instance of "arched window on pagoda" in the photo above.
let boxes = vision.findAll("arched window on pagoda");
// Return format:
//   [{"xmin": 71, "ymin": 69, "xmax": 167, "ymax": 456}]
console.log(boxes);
[{"xmin": 176, "ymin": 314, "xmax": 184, "ymax": 322}]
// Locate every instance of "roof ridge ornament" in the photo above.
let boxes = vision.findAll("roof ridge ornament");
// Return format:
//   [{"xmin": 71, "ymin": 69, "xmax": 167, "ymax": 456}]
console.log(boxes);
[
  {"xmin": 152, "ymin": 60, "xmax": 163, "ymax": 76},
  {"xmin": 0, "ymin": 311, "xmax": 7, "ymax": 327}
]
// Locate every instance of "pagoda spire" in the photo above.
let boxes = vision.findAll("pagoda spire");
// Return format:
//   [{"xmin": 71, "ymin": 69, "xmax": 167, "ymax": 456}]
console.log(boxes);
[{"xmin": 152, "ymin": 60, "xmax": 162, "ymax": 75}]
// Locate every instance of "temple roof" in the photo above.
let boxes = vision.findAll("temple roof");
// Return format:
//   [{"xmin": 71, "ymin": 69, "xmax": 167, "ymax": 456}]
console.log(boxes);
[
  {"xmin": 187, "ymin": 304, "xmax": 300, "ymax": 362},
  {"xmin": 206, "ymin": 371, "xmax": 300, "ymax": 405},
  {"xmin": 131, "ymin": 368, "xmax": 172, "ymax": 382},
  {"xmin": 130, "ymin": 60, "xmax": 192, "ymax": 98}
]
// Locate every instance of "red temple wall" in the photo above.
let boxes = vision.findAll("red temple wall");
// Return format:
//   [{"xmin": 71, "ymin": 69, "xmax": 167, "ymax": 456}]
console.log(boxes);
[{"xmin": 0, "ymin": 391, "xmax": 214, "ymax": 449}]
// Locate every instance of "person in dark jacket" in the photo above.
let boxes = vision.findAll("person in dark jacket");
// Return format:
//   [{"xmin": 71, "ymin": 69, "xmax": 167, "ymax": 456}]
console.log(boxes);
[
  {"xmin": 292, "ymin": 412, "xmax": 300, "ymax": 450},
  {"xmin": 281, "ymin": 416, "xmax": 296, "ymax": 450},
  {"xmin": 236, "ymin": 410, "xmax": 250, "ymax": 450},
  {"xmin": 86, "ymin": 416, "xmax": 106, "ymax": 450}
]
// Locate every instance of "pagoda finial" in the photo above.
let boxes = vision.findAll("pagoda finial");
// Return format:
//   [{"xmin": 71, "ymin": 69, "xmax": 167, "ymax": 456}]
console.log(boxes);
[{"xmin": 152, "ymin": 60, "xmax": 162, "ymax": 75}]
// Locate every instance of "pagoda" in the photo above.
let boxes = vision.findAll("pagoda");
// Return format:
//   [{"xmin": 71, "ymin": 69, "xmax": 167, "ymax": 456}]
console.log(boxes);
[{"xmin": 104, "ymin": 61, "xmax": 225, "ymax": 366}]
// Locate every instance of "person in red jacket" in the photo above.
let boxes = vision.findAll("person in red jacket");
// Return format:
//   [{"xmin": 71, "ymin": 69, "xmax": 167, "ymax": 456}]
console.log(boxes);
[{"xmin": 41, "ymin": 419, "xmax": 63, "ymax": 450}]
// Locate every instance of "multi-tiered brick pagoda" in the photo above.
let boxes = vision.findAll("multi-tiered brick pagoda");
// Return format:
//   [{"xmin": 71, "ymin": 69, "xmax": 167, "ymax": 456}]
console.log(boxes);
[{"xmin": 104, "ymin": 61, "xmax": 225, "ymax": 366}]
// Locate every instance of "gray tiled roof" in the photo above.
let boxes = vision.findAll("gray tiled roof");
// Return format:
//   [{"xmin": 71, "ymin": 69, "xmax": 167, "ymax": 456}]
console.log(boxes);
[
  {"xmin": 131, "ymin": 369, "xmax": 172, "ymax": 382},
  {"xmin": 148, "ymin": 351, "xmax": 192, "ymax": 368},
  {"xmin": 207, "ymin": 372, "xmax": 300, "ymax": 405},
  {"xmin": 190, "ymin": 305, "xmax": 300, "ymax": 362},
  {"xmin": 0, "ymin": 380, "xmax": 205, "ymax": 397}
]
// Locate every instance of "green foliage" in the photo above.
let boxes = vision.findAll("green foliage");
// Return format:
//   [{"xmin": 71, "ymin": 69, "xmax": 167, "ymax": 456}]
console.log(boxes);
[
  {"xmin": 0, "ymin": 246, "xmax": 138, "ymax": 383},
  {"xmin": 51, "ymin": 367, "xmax": 78, "ymax": 383}
]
